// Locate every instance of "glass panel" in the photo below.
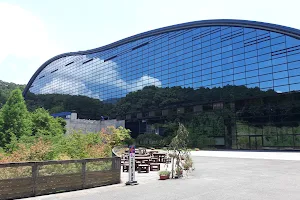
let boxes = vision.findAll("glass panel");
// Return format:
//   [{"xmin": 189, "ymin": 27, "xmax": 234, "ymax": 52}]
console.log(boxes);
[
  {"xmin": 274, "ymin": 85, "xmax": 289, "ymax": 93},
  {"xmin": 288, "ymin": 61, "xmax": 300, "ymax": 70},
  {"xmin": 290, "ymin": 83, "xmax": 300, "ymax": 91},
  {"xmin": 246, "ymin": 70, "xmax": 258, "ymax": 77},
  {"xmin": 289, "ymin": 76, "xmax": 300, "ymax": 84},
  {"xmin": 259, "ymin": 74, "xmax": 273, "ymax": 81},
  {"xmin": 247, "ymin": 77, "xmax": 259, "ymax": 84},
  {"xmin": 274, "ymin": 78, "xmax": 288, "ymax": 86},
  {"xmin": 260, "ymin": 80, "xmax": 273, "ymax": 88},
  {"xmin": 259, "ymin": 67, "xmax": 272, "ymax": 75},
  {"xmin": 273, "ymin": 64, "xmax": 287, "ymax": 72},
  {"xmin": 273, "ymin": 71, "xmax": 288, "ymax": 79}
]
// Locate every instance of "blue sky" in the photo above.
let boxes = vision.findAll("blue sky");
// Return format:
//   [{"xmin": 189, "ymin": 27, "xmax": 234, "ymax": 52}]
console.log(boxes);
[{"xmin": 0, "ymin": 0, "xmax": 299, "ymax": 84}]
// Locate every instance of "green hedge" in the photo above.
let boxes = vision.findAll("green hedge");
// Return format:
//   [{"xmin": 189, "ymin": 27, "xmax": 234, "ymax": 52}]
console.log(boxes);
[{"xmin": 135, "ymin": 134, "xmax": 166, "ymax": 148}]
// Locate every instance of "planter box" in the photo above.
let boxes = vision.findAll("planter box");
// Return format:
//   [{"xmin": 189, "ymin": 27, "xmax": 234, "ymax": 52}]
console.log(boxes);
[{"xmin": 159, "ymin": 175, "xmax": 169, "ymax": 180}]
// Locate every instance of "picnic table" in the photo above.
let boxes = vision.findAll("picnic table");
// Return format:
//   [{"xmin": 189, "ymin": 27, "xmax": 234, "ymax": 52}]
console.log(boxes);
[
  {"xmin": 135, "ymin": 153, "xmax": 150, "ymax": 157},
  {"xmin": 138, "ymin": 148, "xmax": 147, "ymax": 155},
  {"xmin": 148, "ymin": 150, "xmax": 159, "ymax": 156},
  {"xmin": 135, "ymin": 156, "xmax": 151, "ymax": 164},
  {"xmin": 153, "ymin": 153, "xmax": 166, "ymax": 163}
]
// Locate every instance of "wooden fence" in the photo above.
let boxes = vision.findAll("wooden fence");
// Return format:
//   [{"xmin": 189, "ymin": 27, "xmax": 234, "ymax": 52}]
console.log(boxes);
[{"xmin": 0, "ymin": 157, "xmax": 121, "ymax": 200}]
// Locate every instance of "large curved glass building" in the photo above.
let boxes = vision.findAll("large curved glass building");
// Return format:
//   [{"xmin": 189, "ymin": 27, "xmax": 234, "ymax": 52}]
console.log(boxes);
[{"xmin": 24, "ymin": 19, "xmax": 300, "ymax": 149}]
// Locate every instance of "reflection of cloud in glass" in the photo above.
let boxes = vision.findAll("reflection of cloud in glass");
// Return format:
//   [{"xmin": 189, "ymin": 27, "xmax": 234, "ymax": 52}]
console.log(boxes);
[
  {"xmin": 128, "ymin": 75, "xmax": 161, "ymax": 92},
  {"xmin": 38, "ymin": 56, "xmax": 162, "ymax": 99},
  {"xmin": 40, "ymin": 77, "xmax": 102, "ymax": 100}
]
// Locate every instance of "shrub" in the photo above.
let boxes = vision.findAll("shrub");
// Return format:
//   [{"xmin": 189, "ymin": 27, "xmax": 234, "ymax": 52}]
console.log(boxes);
[
  {"xmin": 0, "ymin": 137, "xmax": 52, "ymax": 162},
  {"xmin": 159, "ymin": 170, "xmax": 171, "ymax": 176},
  {"xmin": 102, "ymin": 126, "xmax": 132, "ymax": 146},
  {"xmin": 123, "ymin": 137, "xmax": 135, "ymax": 146},
  {"xmin": 195, "ymin": 135, "xmax": 215, "ymax": 148},
  {"xmin": 54, "ymin": 131, "xmax": 111, "ymax": 159},
  {"xmin": 136, "ymin": 133, "xmax": 164, "ymax": 148},
  {"xmin": 183, "ymin": 154, "xmax": 193, "ymax": 170},
  {"xmin": 236, "ymin": 136, "xmax": 249, "ymax": 149}
]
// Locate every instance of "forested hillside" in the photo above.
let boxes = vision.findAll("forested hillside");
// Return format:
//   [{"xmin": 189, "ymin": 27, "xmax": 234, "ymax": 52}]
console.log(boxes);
[
  {"xmin": 25, "ymin": 92, "xmax": 114, "ymax": 119},
  {"xmin": 0, "ymin": 80, "xmax": 25, "ymax": 108}
]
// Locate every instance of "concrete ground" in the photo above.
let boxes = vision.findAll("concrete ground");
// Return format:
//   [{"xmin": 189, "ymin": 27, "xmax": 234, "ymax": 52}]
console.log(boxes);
[{"xmin": 25, "ymin": 151, "xmax": 300, "ymax": 200}]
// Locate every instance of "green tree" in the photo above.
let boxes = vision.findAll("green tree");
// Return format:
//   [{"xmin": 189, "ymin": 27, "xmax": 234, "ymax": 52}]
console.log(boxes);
[
  {"xmin": 170, "ymin": 123, "xmax": 189, "ymax": 150},
  {"xmin": 0, "ymin": 80, "xmax": 25, "ymax": 109},
  {"xmin": 105, "ymin": 126, "xmax": 132, "ymax": 146},
  {"xmin": 168, "ymin": 123, "xmax": 190, "ymax": 178},
  {"xmin": 31, "ymin": 108, "xmax": 65, "ymax": 137},
  {"xmin": 0, "ymin": 113, "xmax": 4, "ymax": 147},
  {"xmin": 0, "ymin": 89, "xmax": 32, "ymax": 147}
]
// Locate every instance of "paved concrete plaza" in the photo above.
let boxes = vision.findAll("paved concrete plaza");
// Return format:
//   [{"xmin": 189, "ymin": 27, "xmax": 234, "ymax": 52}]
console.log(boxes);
[{"xmin": 25, "ymin": 151, "xmax": 300, "ymax": 200}]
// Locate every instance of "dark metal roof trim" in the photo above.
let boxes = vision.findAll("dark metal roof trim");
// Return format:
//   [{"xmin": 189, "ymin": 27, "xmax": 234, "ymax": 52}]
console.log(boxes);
[
  {"xmin": 50, "ymin": 69, "xmax": 58, "ymax": 73},
  {"xmin": 65, "ymin": 61, "xmax": 74, "ymax": 66},
  {"xmin": 82, "ymin": 58, "xmax": 93, "ymax": 65},
  {"xmin": 23, "ymin": 19, "xmax": 300, "ymax": 96},
  {"xmin": 104, "ymin": 55, "xmax": 117, "ymax": 62}
]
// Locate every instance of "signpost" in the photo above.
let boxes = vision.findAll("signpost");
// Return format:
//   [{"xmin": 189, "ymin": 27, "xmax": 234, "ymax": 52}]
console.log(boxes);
[{"xmin": 125, "ymin": 145, "xmax": 138, "ymax": 185}]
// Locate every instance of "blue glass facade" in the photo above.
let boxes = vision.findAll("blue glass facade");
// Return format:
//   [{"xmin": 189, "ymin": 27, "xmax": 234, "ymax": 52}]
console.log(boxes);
[{"xmin": 24, "ymin": 20, "xmax": 300, "ymax": 149}]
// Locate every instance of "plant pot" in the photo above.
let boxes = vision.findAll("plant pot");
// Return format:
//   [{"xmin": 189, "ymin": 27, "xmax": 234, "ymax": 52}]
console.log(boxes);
[{"xmin": 159, "ymin": 175, "xmax": 169, "ymax": 180}]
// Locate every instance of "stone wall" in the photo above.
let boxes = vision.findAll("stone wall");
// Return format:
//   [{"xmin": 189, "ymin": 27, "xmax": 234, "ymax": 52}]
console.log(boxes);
[{"xmin": 65, "ymin": 118, "xmax": 125, "ymax": 134}]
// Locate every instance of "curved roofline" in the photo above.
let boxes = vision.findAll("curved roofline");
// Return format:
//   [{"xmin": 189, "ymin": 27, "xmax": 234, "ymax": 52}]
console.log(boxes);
[{"xmin": 23, "ymin": 19, "xmax": 300, "ymax": 96}]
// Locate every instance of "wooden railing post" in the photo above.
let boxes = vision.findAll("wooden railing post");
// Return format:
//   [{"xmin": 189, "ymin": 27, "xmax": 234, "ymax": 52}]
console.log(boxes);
[
  {"xmin": 116, "ymin": 157, "xmax": 121, "ymax": 170},
  {"xmin": 81, "ymin": 161, "xmax": 86, "ymax": 189},
  {"xmin": 32, "ymin": 163, "xmax": 38, "ymax": 196},
  {"xmin": 112, "ymin": 158, "xmax": 116, "ymax": 170}
]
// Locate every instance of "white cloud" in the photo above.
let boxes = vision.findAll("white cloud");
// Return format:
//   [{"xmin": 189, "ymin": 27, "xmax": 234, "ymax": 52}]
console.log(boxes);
[
  {"xmin": 128, "ymin": 75, "xmax": 162, "ymax": 92},
  {"xmin": 0, "ymin": 3, "xmax": 63, "ymax": 84},
  {"xmin": 40, "ymin": 77, "xmax": 102, "ymax": 100},
  {"xmin": 38, "ymin": 56, "xmax": 162, "ymax": 99}
]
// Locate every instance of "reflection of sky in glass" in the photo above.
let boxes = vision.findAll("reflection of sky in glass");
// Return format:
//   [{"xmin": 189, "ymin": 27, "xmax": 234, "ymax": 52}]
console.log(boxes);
[{"xmin": 29, "ymin": 26, "xmax": 300, "ymax": 100}]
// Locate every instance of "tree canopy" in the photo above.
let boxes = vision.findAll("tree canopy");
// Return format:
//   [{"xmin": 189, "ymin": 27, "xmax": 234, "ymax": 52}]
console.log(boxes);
[
  {"xmin": 0, "ymin": 89, "xmax": 32, "ymax": 147},
  {"xmin": 25, "ymin": 92, "xmax": 114, "ymax": 120},
  {"xmin": 0, "ymin": 89, "xmax": 66, "ymax": 149},
  {"xmin": 0, "ymin": 80, "xmax": 25, "ymax": 108}
]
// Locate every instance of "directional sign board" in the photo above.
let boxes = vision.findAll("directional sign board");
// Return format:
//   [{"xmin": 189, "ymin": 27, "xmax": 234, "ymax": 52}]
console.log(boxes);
[{"xmin": 125, "ymin": 145, "xmax": 138, "ymax": 185}]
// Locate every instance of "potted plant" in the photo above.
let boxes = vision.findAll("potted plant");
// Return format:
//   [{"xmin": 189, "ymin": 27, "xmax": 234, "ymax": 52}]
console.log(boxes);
[
  {"xmin": 183, "ymin": 155, "xmax": 193, "ymax": 170},
  {"xmin": 175, "ymin": 167, "xmax": 183, "ymax": 178},
  {"xmin": 159, "ymin": 170, "xmax": 170, "ymax": 180},
  {"xmin": 183, "ymin": 162, "xmax": 190, "ymax": 171}
]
